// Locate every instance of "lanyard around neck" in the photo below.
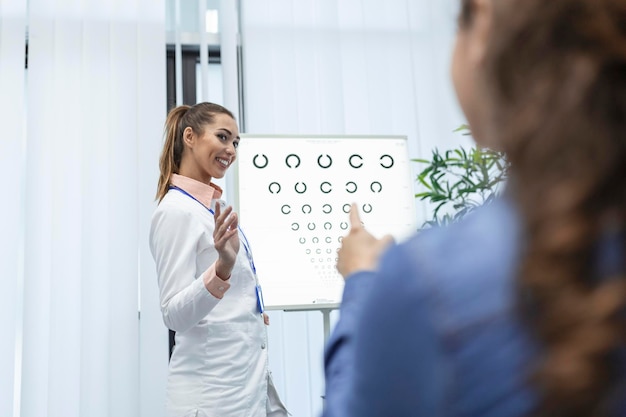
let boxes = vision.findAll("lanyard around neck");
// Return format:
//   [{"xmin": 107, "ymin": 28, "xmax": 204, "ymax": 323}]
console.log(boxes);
[{"xmin": 169, "ymin": 185, "xmax": 257, "ymax": 277}]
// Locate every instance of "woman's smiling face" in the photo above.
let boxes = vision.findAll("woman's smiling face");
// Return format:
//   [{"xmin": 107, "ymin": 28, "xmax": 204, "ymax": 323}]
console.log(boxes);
[{"xmin": 180, "ymin": 112, "xmax": 240, "ymax": 184}]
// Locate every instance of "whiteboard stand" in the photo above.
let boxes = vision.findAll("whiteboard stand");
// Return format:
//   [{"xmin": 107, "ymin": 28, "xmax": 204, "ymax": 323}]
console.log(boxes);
[
  {"xmin": 237, "ymin": 135, "xmax": 417, "ymax": 407},
  {"xmin": 237, "ymin": 134, "xmax": 417, "ymax": 317},
  {"xmin": 266, "ymin": 302, "xmax": 340, "ymax": 346}
]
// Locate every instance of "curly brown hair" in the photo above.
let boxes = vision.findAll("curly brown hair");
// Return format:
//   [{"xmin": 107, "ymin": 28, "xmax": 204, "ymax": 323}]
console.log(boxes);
[{"xmin": 461, "ymin": 0, "xmax": 626, "ymax": 415}]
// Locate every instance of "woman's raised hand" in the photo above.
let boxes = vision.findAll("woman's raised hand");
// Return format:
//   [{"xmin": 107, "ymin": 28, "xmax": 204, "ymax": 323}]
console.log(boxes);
[{"xmin": 213, "ymin": 203, "xmax": 240, "ymax": 280}]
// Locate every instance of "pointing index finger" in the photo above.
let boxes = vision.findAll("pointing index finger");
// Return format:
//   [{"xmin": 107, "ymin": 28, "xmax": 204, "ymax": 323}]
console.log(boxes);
[{"xmin": 349, "ymin": 203, "xmax": 362, "ymax": 230}]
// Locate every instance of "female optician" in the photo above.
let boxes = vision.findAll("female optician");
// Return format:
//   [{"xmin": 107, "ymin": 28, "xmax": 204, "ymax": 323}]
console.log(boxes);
[{"xmin": 150, "ymin": 102, "xmax": 288, "ymax": 417}]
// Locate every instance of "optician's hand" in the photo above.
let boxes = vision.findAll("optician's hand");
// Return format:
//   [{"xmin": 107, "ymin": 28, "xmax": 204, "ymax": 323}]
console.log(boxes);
[
  {"xmin": 336, "ymin": 203, "xmax": 394, "ymax": 279},
  {"xmin": 213, "ymin": 203, "xmax": 240, "ymax": 280}
]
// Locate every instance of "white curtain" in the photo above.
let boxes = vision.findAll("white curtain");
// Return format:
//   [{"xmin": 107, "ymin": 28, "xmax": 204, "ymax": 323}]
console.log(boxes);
[
  {"xmin": 240, "ymin": 0, "xmax": 467, "ymax": 162},
  {"xmin": 0, "ymin": 1, "xmax": 27, "ymax": 416},
  {"xmin": 239, "ymin": 1, "xmax": 467, "ymax": 416},
  {"xmin": 0, "ymin": 0, "xmax": 167, "ymax": 416}
]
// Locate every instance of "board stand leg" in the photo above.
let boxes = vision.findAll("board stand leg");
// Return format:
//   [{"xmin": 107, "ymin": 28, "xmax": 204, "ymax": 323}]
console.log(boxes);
[
  {"xmin": 320, "ymin": 308, "xmax": 333, "ymax": 406},
  {"xmin": 321, "ymin": 308, "xmax": 332, "ymax": 346}
]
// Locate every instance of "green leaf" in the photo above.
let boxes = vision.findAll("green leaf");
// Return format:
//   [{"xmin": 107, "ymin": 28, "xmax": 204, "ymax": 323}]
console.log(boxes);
[
  {"xmin": 415, "ymin": 192, "xmax": 434, "ymax": 199},
  {"xmin": 433, "ymin": 201, "xmax": 448, "ymax": 217},
  {"xmin": 416, "ymin": 175, "xmax": 433, "ymax": 191},
  {"xmin": 453, "ymin": 124, "xmax": 471, "ymax": 133}
]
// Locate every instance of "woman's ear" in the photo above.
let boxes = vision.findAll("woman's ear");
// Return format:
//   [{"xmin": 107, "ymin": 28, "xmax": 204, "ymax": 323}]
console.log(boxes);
[{"xmin": 183, "ymin": 127, "xmax": 194, "ymax": 147}]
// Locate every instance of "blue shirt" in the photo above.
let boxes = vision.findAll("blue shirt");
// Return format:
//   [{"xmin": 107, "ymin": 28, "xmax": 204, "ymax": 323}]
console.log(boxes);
[{"xmin": 323, "ymin": 196, "xmax": 625, "ymax": 417}]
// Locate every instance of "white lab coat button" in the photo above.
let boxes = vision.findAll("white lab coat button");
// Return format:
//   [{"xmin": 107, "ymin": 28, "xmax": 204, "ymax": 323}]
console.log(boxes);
[{"xmin": 261, "ymin": 343, "xmax": 266, "ymax": 349}]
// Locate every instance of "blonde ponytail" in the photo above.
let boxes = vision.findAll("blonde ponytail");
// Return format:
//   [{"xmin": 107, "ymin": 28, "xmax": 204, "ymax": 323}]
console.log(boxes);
[{"xmin": 156, "ymin": 105, "xmax": 190, "ymax": 201}]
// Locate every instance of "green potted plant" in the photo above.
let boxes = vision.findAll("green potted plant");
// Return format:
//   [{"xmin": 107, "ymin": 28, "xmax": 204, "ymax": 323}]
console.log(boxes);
[{"xmin": 413, "ymin": 125, "xmax": 509, "ymax": 227}]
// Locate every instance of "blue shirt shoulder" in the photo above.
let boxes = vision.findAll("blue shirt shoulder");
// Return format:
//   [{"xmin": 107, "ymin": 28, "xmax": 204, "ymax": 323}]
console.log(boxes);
[{"xmin": 324, "ymin": 197, "xmax": 538, "ymax": 417}]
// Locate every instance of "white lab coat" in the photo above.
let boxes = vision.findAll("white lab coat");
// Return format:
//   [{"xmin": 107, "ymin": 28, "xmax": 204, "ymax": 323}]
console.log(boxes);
[{"xmin": 150, "ymin": 189, "xmax": 288, "ymax": 417}]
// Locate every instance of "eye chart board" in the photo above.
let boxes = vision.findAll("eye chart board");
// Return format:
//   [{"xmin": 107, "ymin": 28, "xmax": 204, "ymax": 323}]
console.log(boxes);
[{"xmin": 235, "ymin": 135, "xmax": 417, "ymax": 311}]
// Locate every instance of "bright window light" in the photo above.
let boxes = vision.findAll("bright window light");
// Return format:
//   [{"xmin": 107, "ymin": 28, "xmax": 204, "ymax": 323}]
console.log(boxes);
[{"xmin": 205, "ymin": 9, "xmax": 219, "ymax": 33}]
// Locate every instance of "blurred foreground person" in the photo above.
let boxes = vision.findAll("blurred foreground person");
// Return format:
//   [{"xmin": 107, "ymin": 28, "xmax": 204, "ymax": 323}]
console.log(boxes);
[{"xmin": 323, "ymin": 0, "xmax": 626, "ymax": 416}]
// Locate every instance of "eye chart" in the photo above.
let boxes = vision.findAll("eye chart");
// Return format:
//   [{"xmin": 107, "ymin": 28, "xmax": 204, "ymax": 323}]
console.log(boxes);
[{"xmin": 236, "ymin": 135, "xmax": 417, "ymax": 309}]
